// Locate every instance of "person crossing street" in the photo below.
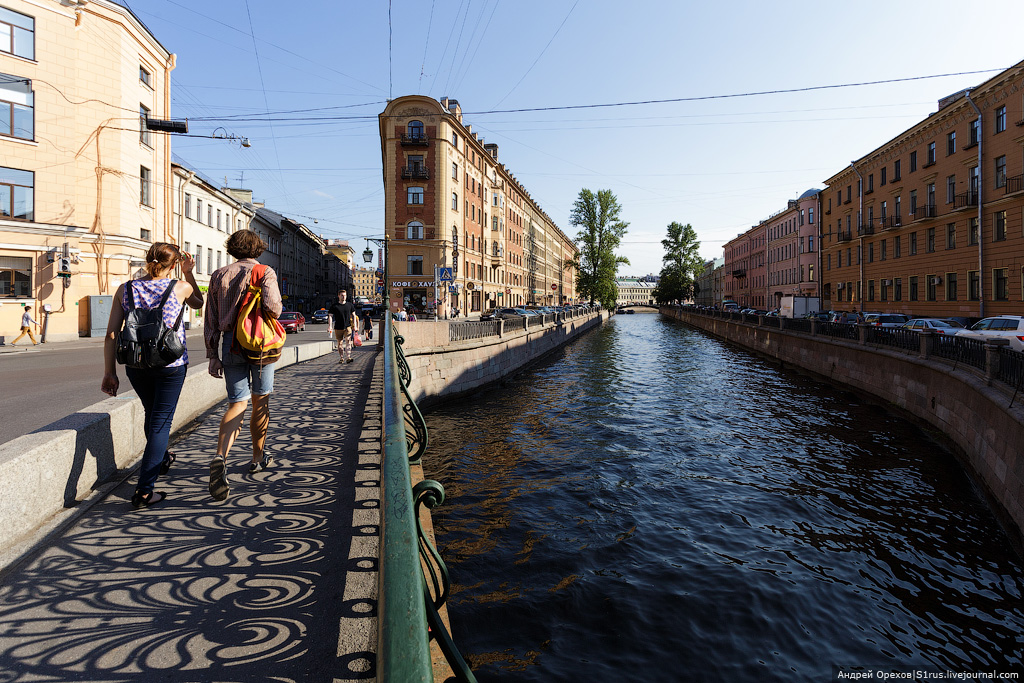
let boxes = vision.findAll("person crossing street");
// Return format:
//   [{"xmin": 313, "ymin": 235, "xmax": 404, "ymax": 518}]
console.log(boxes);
[
  {"xmin": 327, "ymin": 289, "xmax": 357, "ymax": 363},
  {"xmin": 11, "ymin": 305, "xmax": 39, "ymax": 346}
]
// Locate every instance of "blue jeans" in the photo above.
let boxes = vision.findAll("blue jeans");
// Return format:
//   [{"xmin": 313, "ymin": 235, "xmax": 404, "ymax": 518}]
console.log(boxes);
[{"xmin": 126, "ymin": 365, "xmax": 187, "ymax": 495}]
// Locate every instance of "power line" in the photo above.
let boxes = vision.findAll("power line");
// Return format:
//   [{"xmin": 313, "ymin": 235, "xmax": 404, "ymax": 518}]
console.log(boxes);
[{"xmin": 418, "ymin": 0, "xmax": 437, "ymax": 93}]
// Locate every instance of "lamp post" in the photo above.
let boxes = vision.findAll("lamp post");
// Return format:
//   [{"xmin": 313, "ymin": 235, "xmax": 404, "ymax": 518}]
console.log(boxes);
[{"xmin": 364, "ymin": 236, "xmax": 389, "ymax": 315}]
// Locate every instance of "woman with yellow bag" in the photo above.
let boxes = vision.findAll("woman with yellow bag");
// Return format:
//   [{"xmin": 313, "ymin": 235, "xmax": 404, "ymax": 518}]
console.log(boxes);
[{"xmin": 203, "ymin": 230, "xmax": 284, "ymax": 500}]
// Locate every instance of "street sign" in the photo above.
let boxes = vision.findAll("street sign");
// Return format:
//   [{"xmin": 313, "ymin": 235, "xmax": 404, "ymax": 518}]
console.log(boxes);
[
  {"xmin": 377, "ymin": 279, "xmax": 384, "ymax": 286},
  {"xmin": 438, "ymin": 267, "xmax": 454, "ymax": 283}
]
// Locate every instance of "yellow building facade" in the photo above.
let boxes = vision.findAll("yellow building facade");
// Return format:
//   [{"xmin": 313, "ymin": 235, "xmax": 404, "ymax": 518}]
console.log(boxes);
[
  {"xmin": 378, "ymin": 96, "xmax": 577, "ymax": 317},
  {"xmin": 1, "ymin": 0, "xmax": 173, "ymax": 340}
]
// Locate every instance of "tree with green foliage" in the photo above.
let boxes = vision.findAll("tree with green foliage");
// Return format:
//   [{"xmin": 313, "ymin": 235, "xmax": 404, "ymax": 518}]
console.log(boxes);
[
  {"xmin": 653, "ymin": 222, "xmax": 702, "ymax": 304},
  {"xmin": 566, "ymin": 189, "xmax": 629, "ymax": 308}
]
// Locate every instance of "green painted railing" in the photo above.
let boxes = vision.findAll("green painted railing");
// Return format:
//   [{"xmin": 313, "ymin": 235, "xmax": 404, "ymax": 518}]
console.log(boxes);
[{"xmin": 379, "ymin": 320, "xmax": 478, "ymax": 682}]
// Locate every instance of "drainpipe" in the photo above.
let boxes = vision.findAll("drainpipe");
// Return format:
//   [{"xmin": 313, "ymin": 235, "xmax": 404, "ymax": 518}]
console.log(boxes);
[
  {"xmin": 850, "ymin": 162, "xmax": 864, "ymax": 312},
  {"xmin": 965, "ymin": 91, "xmax": 983, "ymax": 318},
  {"xmin": 164, "ymin": 53, "xmax": 177, "ymax": 243}
]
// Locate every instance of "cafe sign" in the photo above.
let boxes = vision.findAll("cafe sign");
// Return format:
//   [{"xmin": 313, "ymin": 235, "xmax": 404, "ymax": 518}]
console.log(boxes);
[{"xmin": 391, "ymin": 280, "xmax": 435, "ymax": 287}]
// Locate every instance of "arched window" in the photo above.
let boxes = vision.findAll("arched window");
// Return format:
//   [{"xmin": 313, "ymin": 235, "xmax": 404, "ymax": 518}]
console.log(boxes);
[
  {"xmin": 407, "ymin": 221, "xmax": 423, "ymax": 239},
  {"xmin": 407, "ymin": 120, "xmax": 424, "ymax": 139}
]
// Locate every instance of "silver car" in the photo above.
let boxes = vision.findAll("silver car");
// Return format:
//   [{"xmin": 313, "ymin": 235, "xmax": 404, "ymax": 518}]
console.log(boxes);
[{"xmin": 954, "ymin": 315, "xmax": 1024, "ymax": 352}]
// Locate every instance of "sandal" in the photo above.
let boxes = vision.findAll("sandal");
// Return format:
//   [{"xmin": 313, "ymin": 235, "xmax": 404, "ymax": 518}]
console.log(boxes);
[
  {"xmin": 131, "ymin": 491, "xmax": 166, "ymax": 509},
  {"xmin": 160, "ymin": 451, "xmax": 176, "ymax": 474}
]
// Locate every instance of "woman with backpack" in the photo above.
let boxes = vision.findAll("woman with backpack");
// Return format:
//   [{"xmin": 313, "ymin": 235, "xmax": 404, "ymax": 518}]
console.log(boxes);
[
  {"xmin": 204, "ymin": 229, "xmax": 283, "ymax": 501},
  {"xmin": 101, "ymin": 243, "xmax": 203, "ymax": 509}
]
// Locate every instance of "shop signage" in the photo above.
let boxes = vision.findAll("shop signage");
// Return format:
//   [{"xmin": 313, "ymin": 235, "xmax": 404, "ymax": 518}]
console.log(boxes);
[{"xmin": 391, "ymin": 280, "xmax": 434, "ymax": 287}]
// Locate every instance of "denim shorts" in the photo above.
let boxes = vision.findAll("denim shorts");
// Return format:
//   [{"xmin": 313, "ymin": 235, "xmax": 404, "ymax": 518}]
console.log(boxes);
[{"xmin": 221, "ymin": 334, "xmax": 275, "ymax": 402}]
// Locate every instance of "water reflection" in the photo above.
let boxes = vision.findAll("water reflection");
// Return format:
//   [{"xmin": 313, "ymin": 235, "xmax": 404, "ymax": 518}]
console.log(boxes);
[{"xmin": 426, "ymin": 313, "xmax": 1024, "ymax": 681}]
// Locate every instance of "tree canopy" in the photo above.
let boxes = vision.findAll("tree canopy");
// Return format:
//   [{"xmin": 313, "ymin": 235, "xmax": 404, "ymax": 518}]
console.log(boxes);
[
  {"xmin": 653, "ymin": 222, "xmax": 702, "ymax": 304},
  {"xmin": 566, "ymin": 189, "xmax": 629, "ymax": 309}
]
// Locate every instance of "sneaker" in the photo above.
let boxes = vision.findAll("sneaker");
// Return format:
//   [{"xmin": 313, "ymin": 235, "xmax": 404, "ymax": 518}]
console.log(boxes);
[
  {"xmin": 249, "ymin": 453, "xmax": 275, "ymax": 473},
  {"xmin": 347, "ymin": 358, "xmax": 354, "ymax": 363},
  {"xmin": 209, "ymin": 457, "xmax": 229, "ymax": 500}
]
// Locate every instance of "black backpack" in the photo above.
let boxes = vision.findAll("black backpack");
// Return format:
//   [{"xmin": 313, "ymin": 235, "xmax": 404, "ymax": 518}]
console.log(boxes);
[{"xmin": 116, "ymin": 281, "xmax": 186, "ymax": 369}]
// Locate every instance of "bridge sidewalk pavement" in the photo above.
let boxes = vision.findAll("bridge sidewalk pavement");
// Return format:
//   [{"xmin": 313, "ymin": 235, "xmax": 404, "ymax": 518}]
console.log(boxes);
[{"xmin": 0, "ymin": 344, "xmax": 384, "ymax": 683}]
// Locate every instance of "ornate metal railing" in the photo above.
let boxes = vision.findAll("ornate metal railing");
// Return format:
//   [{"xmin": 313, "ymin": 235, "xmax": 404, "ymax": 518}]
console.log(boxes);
[
  {"xmin": 450, "ymin": 320, "xmax": 501, "ymax": 342},
  {"xmin": 934, "ymin": 334, "xmax": 986, "ymax": 371},
  {"xmin": 380, "ymin": 321, "xmax": 477, "ymax": 682}
]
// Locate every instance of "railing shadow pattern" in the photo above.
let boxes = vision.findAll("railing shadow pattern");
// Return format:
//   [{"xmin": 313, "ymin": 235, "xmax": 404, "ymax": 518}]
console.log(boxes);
[{"xmin": 0, "ymin": 350, "xmax": 380, "ymax": 682}]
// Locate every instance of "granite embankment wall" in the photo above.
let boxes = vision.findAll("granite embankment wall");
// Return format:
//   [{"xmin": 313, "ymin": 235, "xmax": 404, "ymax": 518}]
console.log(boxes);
[
  {"xmin": 0, "ymin": 340, "xmax": 336, "ymax": 568},
  {"xmin": 663, "ymin": 307, "xmax": 1024, "ymax": 548},
  {"xmin": 393, "ymin": 311, "xmax": 609, "ymax": 407}
]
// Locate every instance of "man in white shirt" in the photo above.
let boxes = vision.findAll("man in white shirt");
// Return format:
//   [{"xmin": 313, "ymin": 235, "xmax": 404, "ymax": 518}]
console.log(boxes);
[{"xmin": 11, "ymin": 306, "xmax": 39, "ymax": 346}]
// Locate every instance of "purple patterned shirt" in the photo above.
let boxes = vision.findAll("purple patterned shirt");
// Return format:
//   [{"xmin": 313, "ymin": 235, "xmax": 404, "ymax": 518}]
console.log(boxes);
[{"xmin": 121, "ymin": 278, "xmax": 188, "ymax": 367}]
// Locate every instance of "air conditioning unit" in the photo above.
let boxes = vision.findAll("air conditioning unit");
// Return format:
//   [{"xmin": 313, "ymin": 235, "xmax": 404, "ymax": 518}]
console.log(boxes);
[
  {"xmin": 930, "ymin": 277, "xmax": 942, "ymax": 286},
  {"xmin": 837, "ymin": 282, "xmax": 845, "ymax": 290},
  {"xmin": 881, "ymin": 279, "xmax": 891, "ymax": 286}
]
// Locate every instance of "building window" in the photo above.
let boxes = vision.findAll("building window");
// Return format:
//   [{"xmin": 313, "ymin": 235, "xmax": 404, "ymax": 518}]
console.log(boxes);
[
  {"xmin": 995, "ymin": 105, "xmax": 1006, "ymax": 133},
  {"xmin": 452, "ymin": 192, "xmax": 458, "ymax": 211},
  {"xmin": 895, "ymin": 195, "xmax": 901, "ymax": 220},
  {"xmin": 207, "ymin": 248, "xmax": 212, "ymax": 275},
  {"xmin": 195, "ymin": 244, "xmax": 202, "ymax": 274},
  {"xmin": 894, "ymin": 277, "xmax": 902, "ymax": 301},
  {"xmin": 927, "ymin": 227, "xmax": 935, "ymax": 253},
  {"xmin": 0, "ymin": 73, "xmax": 33, "ymax": 140},
  {"xmin": 868, "ymin": 279, "xmax": 875, "ymax": 302},
  {"xmin": 881, "ymin": 239, "xmax": 887, "ymax": 260},
  {"xmin": 969, "ymin": 217, "xmax": 979, "ymax": 245},
  {"xmin": 407, "ymin": 220, "xmax": 423, "ymax": 239},
  {"xmin": 140, "ymin": 166, "xmax": 152, "ymax": 206},
  {"xmin": 994, "ymin": 268, "xmax": 1009, "ymax": 300},
  {"xmin": 881, "ymin": 166, "xmax": 888, "ymax": 186},
  {"xmin": 452, "ymin": 162, "xmax": 458, "ymax": 180},
  {"xmin": 947, "ymin": 175, "xmax": 956, "ymax": 204},
  {"xmin": 0, "ymin": 165, "xmax": 33, "ymax": 220},
  {"xmin": 910, "ymin": 276, "xmax": 918, "ymax": 301},
  {"xmin": 926, "ymin": 274, "xmax": 937, "ymax": 301},
  {"xmin": 808, "ymin": 235, "xmax": 814, "ymax": 251},
  {"xmin": 910, "ymin": 232, "xmax": 917, "ymax": 255},
  {"xmin": 995, "ymin": 210, "xmax": 1006, "ymax": 241},
  {"xmin": 969, "ymin": 165, "xmax": 979, "ymax": 198},
  {"xmin": 967, "ymin": 271, "xmax": 980, "ymax": 300},
  {"xmin": 184, "ymin": 193, "xmax": 191, "ymax": 217},
  {"xmin": 893, "ymin": 159, "xmax": 901, "ymax": 181},
  {"xmin": 969, "ymin": 119, "xmax": 980, "ymax": 146},
  {"xmin": 808, "ymin": 207, "xmax": 814, "ymax": 224},
  {"xmin": 868, "ymin": 243, "xmax": 874, "ymax": 263},
  {"xmin": 947, "ymin": 131, "xmax": 956, "ymax": 155},
  {"xmin": 910, "ymin": 190, "xmax": 918, "ymax": 215},
  {"xmin": 946, "ymin": 272, "xmax": 958, "ymax": 301},
  {"xmin": 139, "ymin": 104, "xmax": 151, "ymax": 146},
  {"xmin": 995, "ymin": 155, "xmax": 1006, "ymax": 188},
  {"xmin": 910, "ymin": 151, "xmax": 917, "ymax": 172},
  {"xmin": 140, "ymin": 228, "xmax": 151, "ymax": 241},
  {"xmin": 407, "ymin": 186, "xmax": 423, "ymax": 204},
  {"xmin": 196, "ymin": 199, "xmax": 202, "ymax": 221},
  {"xmin": 452, "ymin": 131, "xmax": 458, "ymax": 148},
  {"xmin": 207, "ymin": 205, "xmax": 212, "ymax": 226},
  {"xmin": 0, "ymin": 254, "xmax": 30, "ymax": 297},
  {"xmin": 408, "ymin": 255, "xmax": 423, "ymax": 275},
  {"xmin": 926, "ymin": 141, "xmax": 936, "ymax": 165},
  {"xmin": 407, "ymin": 120, "xmax": 424, "ymax": 139},
  {"xmin": 183, "ymin": 241, "xmax": 190, "ymax": 255},
  {"xmin": 140, "ymin": 65, "xmax": 152, "ymax": 87},
  {"xmin": 947, "ymin": 223, "xmax": 956, "ymax": 249},
  {"xmin": 0, "ymin": 7, "xmax": 34, "ymax": 60},
  {"xmin": 217, "ymin": 251, "xmax": 222, "ymax": 269}
]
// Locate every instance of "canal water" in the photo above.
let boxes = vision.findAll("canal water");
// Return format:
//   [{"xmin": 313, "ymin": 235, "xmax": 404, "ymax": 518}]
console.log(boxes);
[{"xmin": 423, "ymin": 313, "xmax": 1024, "ymax": 682}]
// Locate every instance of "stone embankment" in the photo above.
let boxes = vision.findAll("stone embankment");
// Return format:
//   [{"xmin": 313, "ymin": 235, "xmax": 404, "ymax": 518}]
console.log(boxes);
[{"xmin": 663, "ymin": 306, "xmax": 1024, "ymax": 549}]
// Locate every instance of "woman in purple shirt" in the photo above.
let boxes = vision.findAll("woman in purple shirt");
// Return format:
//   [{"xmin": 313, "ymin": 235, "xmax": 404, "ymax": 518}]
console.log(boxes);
[{"xmin": 101, "ymin": 243, "xmax": 203, "ymax": 508}]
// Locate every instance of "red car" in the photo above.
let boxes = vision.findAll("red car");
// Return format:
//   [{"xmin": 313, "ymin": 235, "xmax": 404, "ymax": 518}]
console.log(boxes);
[{"xmin": 279, "ymin": 311, "xmax": 305, "ymax": 333}]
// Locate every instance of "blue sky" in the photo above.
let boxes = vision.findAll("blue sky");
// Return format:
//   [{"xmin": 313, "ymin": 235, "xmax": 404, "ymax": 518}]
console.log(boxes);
[{"xmin": 131, "ymin": 0, "xmax": 1024, "ymax": 276}]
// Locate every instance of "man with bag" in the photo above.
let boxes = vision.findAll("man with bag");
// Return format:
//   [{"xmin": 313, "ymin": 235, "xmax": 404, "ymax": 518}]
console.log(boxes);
[
  {"xmin": 327, "ymin": 289, "xmax": 357, "ymax": 363},
  {"xmin": 204, "ymin": 229, "xmax": 284, "ymax": 500}
]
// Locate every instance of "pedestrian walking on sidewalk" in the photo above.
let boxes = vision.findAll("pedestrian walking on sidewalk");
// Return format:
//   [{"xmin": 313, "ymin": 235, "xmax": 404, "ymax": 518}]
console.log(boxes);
[
  {"xmin": 101, "ymin": 243, "xmax": 203, "ymax": 509},
  {"xmin": 11, "ymin": 305, "xmax": 39, "ymax": 346},
  {"xmin": 204, "ymin": 230, "xmax": 284, "ymax": 500},
  {"xmin": 328, "ymin": 289, "xmax": 357, "ymax": 363},
  {"xmin": 361, "ymin": 310, "xmax": 373, "ymax": 340}
]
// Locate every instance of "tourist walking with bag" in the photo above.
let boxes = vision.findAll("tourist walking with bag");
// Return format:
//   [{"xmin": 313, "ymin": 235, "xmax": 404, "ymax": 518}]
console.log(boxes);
[
  {"xmin": 101, "ymin": 243, "xmax": 203, "ymax": 509},
  {"xmin": 361, "ymin": 310, "xmax": 373, "ymax": 340},
  {"xmin": 204, "ymin": 230, "xmax": 284, "ymax": 500},
  {"xmin": 327, "ymin": 289, "xmax": 357, "ymax": 363}
]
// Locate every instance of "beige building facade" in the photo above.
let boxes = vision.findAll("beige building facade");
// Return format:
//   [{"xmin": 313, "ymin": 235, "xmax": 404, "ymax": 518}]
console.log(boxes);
[
  {"xmin": 2, "ymin": 0, "xmax": 175, "ymax": 340},
  {"xmin": 378, "ymin": 96, "xmax": 577, "ymax": 318}
]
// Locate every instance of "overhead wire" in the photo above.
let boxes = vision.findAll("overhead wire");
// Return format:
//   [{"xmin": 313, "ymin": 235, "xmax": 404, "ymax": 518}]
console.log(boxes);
[
  {"xmin": 428, "ymin": 0, "xmax": 469, "ymax": 96},
  {"xmin": 441, "ymin": 0, "xmax": 475, "ymax": 97},
  {"xmin": 418, "ymin": 0, "xmax": 438, "ymax": 93}
]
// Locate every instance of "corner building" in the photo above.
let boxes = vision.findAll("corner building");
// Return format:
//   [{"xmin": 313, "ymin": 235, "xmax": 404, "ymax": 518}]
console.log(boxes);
[
  {"xmin": 821, "ymin": 59, "xmax": 1024, "ymax": 318},
  {"xmin": 379, "ymin": 96, "xmax": 577, "ymax": 317}
]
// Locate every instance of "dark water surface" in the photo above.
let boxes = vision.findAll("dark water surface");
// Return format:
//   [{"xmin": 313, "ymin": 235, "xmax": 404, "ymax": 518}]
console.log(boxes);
[{"xmin": 423, "ymin": 313, "xmax": 1024, "ymax": 682}]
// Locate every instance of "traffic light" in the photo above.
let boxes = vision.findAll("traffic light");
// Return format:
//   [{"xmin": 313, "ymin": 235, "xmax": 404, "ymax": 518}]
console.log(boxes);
[{"xmin": 57, "ymin": 257, "xmax": 72, "ymax": 276}]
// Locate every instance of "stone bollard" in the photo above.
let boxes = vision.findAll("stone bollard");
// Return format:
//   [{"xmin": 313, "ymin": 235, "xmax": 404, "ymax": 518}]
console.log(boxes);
[
  {"xmin": 984, "ymin": 338, "xmax": 1011, "ymax": 382},
  {"xmin": 810, "ymin": 320, "xmax": 818, "ymax": 336},
  {"xmin": 778, "ymin": 316, "xmax": 786, "ymax": 331},
  {"xmin": 919, "ymin": 329, "xmax": 936, "ymax": 358},
  {"xmin": 857, "ymin": 322, "xmax": 869, "ymax": 345}
]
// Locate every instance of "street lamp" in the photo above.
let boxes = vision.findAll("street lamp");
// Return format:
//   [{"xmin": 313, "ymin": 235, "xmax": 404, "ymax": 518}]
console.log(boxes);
[{"xmin": 364, "ymin": 236, "xmax": 389, "ymax": 312}]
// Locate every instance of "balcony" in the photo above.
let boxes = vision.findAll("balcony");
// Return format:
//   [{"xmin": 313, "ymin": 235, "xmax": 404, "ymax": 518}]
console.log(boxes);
[
  {"xmin": 837, "ymin": 231, "xmax": 853, "ymax": 243},
  {"xmin": 401, "ymin": 166, "xmax": 430, "ymax": 179},
  {"xmin": 881, "ymin": 216, "xmax": 902, "ymax": 231},
  {"xmin": 401, "ymin": 133, "xmax": 429, "ymax": 147},
  {"xmin": 912, "ymin": 204, "xmax": 937, "ymax": 221},
  {"xmin": 857, "ymin": 224, "xmax": 875, "ymax": 236},
  {"xmin": 731, "ymin": 269, "xmax": 746, "ymax": 278},
  {"xmin": 1005, "ymin": 175, "xmax": 1024, "ymax": 195},
  {"xmin": 953, "ymin": 191, "xmax": 979, "ymax": 209}
]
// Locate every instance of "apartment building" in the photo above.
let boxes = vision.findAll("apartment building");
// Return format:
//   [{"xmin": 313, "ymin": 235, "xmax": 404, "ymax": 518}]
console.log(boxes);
[
  {"xmin": 615, "ymin": 276, "xmax": 656, "ymax": 307},
  {"xmin": 822, "ymin": 59, "xmax": 1024, "ymax": 318},
  {"xmin": 694, "ymin": 257, "xmax": 724, "ymax": 307},
  {"xmin": 724, "ymin": 225, "xmax": 767, "ymax": 309},
  {"xmin": 766, "ymin": 189, "xmax": 820, "ymax": 311},
  {"xmin": 171, "ymin": 159, "xmax": 254, "ymax": 328},
  {"xmin": 378, "ymin": 95, "xmax": 577, "ymax": 317},
  {"xmin": 351, "ymin": 265, "xmax": 377, "ymax": 303},
  {"xmin": 1, "ymin": 0, "xmax": 173, "ymax": 340},
  {"xmin": 255, "ymin": 206, "xmax": 342, "ymax": 315}
]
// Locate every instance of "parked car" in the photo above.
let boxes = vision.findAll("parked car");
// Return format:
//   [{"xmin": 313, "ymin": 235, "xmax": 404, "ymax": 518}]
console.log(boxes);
[
  {"xmin": 311, "ymin": 309, "xmax": 329, "ymax": 324},
  {"xmin": 864, "ymin": 313, "xmax": 910, "ymax": 328},
  {"xmin": 900, "ymin": 318, "xmax": 963, "ymax": 334},
  {"xmin": 955, "ymin": 315, "xmax": 1024, "ymax": 352},
  {"xmin": 279, "ymin": 311, "xmax": 305, "ymax": 333}
]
